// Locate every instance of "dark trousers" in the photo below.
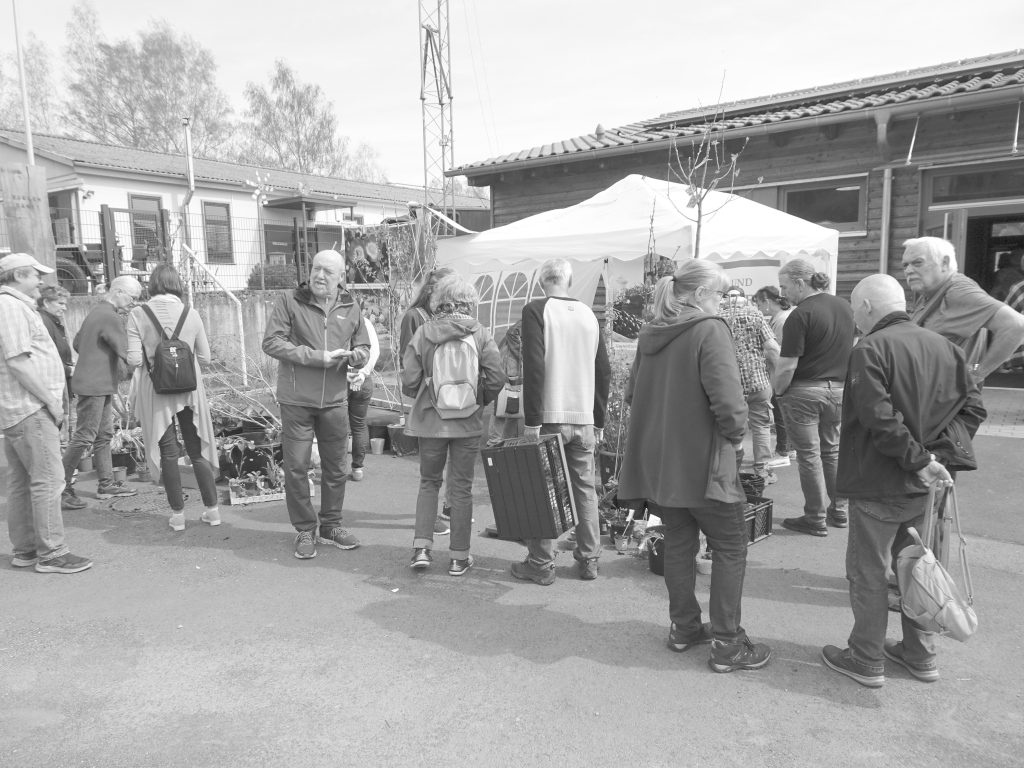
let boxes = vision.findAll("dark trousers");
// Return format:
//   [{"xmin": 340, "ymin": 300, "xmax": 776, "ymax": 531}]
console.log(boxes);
[
  {"xmin": 280, "ymin": 402, "xmax": 350, "ymax": 532},
  {"xmin": 847, "ymin": 496, "xmax": 937, "ymax": 667},
  {"xmin": 158, "ymin": 407, "xmax": 219, "ymax": 511},
  {"xmin": 62, "ymin": 393, "xmax": 114, "ymax": 486},
  {"xmin": 652, "ymin": 500, "xmax": 749, "ymax": 643},
  {"xmin": 347, "ymin": 379, "xmax": 373, "ymax": 469},
  {"xmin": 770, "ymin": 393, "xmax": 788, "ymax": 453}
]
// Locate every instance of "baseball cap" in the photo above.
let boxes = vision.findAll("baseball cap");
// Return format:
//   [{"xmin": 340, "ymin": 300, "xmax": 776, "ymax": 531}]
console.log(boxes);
[{"xmin": 0, "ymin": 252, "xmax": 55, "ymax": 274}]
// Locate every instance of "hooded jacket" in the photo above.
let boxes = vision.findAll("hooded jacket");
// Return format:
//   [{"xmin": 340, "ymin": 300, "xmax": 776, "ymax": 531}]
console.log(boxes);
[
  {"xmin": 262, "ymin": 287, "xmax": 371, "ymax": 408},
  {"xmin": 401, "ymin": 315, "xmax": 505, "ymax": 438},
  {"xmin": 618, "ymin": 307, "xmax": 747, "ymax": 507}
]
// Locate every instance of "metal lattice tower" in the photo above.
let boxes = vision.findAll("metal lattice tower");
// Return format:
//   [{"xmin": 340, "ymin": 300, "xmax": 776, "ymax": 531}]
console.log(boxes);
[{"xmin": 419, "ymin": 0, "xmax": 454, "ymax": 236}]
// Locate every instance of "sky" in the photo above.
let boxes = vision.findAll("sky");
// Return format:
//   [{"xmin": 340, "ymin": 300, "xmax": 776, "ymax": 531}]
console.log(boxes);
[{"xmin": 4, "ymin": 0, "xmax": 1024, "ymax": 187}]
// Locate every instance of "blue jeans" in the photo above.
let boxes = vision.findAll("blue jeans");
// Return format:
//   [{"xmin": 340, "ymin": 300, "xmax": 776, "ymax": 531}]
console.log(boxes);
[
  {"xmin": 779, "ymin": 384, "xmax": 847, "ymax": 522},
  {"xmin": 280, "ymin": 403, "xmax": 350, "ymax": 532},
  {"xmin": 414, "ymin": 435, "xmax": 479, "ymax": 558},
  {"xmin": 347, "ymin": 379, "xmax": 373, "ymax": 469},
  {"xmin": 746, "ymin": 386, "xmax": 773, "ymax": 474},
  {"xmin": 653, "ymin": 500, "xmax": 748, "ymax": 643},
  {"xmin": 62, "ymin": 393, "xmax": 114, "ymax": 487},
  {"xmin": 524, "ymin": 424, "xmax": 600, "ymax": 568},
  {"xmin": 158, "ymin": 407, "xmax": 219, "ymax": 512},
  {"xmin": 4, "ymin": 409, "xmax": 69, "ymax": 560},
  {"xmin": 847, "ymin": 496, "xmax": 937, "ymax": 667}
]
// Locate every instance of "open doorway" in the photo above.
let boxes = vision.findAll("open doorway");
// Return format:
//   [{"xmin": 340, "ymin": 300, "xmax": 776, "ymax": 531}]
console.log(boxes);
[{"xmin": 963, "ymin": 215, "xmax": 1024, "ymax": 296}]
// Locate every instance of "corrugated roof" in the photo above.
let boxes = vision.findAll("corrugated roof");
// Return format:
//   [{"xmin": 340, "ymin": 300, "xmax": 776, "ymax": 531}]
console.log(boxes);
[
  {"xmin": 0, "ymin": 130, "xmax": 489, "ymax": 210},
  {"xmin": 455, "ymin": 50, "xmax": 1024, "ymax": 175}
]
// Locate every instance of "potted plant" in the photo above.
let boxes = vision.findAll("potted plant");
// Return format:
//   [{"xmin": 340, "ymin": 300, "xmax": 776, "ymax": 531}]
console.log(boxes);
[{"xmin": 598, "ymin": 339, "xmax": 637, "ymax": 485}]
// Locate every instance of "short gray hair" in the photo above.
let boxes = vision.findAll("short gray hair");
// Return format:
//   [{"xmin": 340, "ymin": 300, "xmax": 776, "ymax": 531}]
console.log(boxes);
[
  {"xmin": 538, "ymin": 258, "xmax": 572, "ymax": 287},
  {"xmin": 429, "ymin": 273, "xmax": 479, "ymax": 314},
  {"xmin": 903, "ymin": 237, "xmax": 958, "ymax": 273},
  {"xmin": 0, "ymin": 266, "xmax": 35, "ymax": 285}
]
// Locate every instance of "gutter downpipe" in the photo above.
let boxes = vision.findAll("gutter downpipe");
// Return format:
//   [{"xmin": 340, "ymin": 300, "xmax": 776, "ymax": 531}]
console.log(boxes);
[
  {"xmin": 879, "ymin": 168, "xmax": 893, "ymax": 274},
  {"xmin": 181, "ymin": 117, "xmax": 196, "ymax": 256}
]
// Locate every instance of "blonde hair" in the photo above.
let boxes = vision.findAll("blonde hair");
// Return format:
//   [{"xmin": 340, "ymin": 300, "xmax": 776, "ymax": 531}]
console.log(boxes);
[{"xmin": 650, "ymin": 260, "xmax": 728, "ymax": 324}]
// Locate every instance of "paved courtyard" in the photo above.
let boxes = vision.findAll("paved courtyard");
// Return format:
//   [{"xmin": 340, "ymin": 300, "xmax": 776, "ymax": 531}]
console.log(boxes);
[{"xmin": 1, "ymin": 391, "xmax": 1023, "ymax": 767}]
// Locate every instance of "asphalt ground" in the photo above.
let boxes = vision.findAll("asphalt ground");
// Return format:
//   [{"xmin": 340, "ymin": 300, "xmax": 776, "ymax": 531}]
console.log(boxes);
[{"xmin": 1, "ymin": 391, "xmax": 1023, "ymax": 767}]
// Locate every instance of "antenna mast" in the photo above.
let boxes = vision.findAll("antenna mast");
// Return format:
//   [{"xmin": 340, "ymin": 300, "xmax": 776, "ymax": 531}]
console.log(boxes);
[{"xmin": 419, "ymin": 0, "xmax": 454, "ymax": 237}]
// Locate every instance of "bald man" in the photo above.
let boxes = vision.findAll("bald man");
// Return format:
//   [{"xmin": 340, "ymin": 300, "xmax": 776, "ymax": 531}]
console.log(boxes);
[
  {"xmin": 263, "ymin": 249, "xmax": 371, "ymax": 559},
  {"xmin": 60, "ymin": 275, "xmax": 143, "ymax": 510},
  {"xmin": 821, "ymin": 273, "xmax": 985, "ymax": 688}
]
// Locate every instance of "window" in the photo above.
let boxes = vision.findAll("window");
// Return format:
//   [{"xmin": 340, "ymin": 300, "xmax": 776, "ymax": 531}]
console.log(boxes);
[
  {"xmin": 475, "ymin": 275, "xmax": 494, "ymax": 328},
  {"xmin": 493, "ymin": 272, "xmax": 531, "ymax": 337},
  {"xmin": 129, "ymin": 194, "xmax": 164, "ymax": 266},
  {"xmin": 782, "ymin": 179, "xmax": 866, "ymax": 233},
  {"xmin": 202, "ymin": 202, "xmax": 233, "ymax": 264},
  {"xmin": 932, "ymin": 167, "xmax": 1024, "ymax": 204}
]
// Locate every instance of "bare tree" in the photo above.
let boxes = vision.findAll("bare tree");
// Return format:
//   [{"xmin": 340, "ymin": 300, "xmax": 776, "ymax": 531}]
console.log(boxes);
[
  {"xmin": 666, "ymin": 83, "xmax": 749, "ymax": 258},
  {"xmin": 64, "ymin": 4, "xmax": 232, "ymax": 156},
  {"xmin": 0, "ymin": 33, "xmax": 58, "ymax": 133},
  {"xmin": 238, "ymin": 60, "xmax": 386, "ymax": 181}
]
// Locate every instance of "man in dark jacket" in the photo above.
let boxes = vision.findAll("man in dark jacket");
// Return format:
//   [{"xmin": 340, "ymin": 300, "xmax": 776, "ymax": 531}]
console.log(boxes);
[
  {"xmin": 822, "ymin": 274, "xmax": 985, "ymax": 688},
  {"xmin": 60, "ymin": 275, "xmax": 142, "ymax": 509},
  {"xmin": 262, "ymin": 250, "xmax": 371, "ymax": 560}
]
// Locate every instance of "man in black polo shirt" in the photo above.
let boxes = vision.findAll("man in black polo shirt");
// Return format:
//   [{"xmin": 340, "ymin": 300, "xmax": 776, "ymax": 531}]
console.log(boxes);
[{"xmin": 774, "ymin": 260, "xmax": 856, "ymax": 536}]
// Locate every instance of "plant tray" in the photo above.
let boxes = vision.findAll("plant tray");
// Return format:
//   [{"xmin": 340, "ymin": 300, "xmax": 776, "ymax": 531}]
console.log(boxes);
[
  {"xmin": 481, "ymin": 434, "xmax": 577, "ymax": 541},
  {"xmin": 745, "ymin": 496, "xmax": 773, "ymax": 545},
  {"xmin": 227, "ymin": 479, "xmax": 286, "ymax": 506}
]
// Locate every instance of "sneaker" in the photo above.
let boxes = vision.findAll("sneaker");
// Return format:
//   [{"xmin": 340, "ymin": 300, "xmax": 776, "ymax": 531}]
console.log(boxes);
[
  {"xmin": 765, "ymin": 455, "xmax": 791, "ymax": 469},
  {"xmin": 668, "ymin": 622, "xmax": 713, "ymax": 653},
  {"xmin": 201, "ymin": 507, "xmax": 221, "ymax": 526},
  {"xmin": 511, "ymin": 559, "xmax": 556, "ymax": 586},
  {"xmin": 96, "ymin": 480, "xmax": 137, "ymax": 500},
  {"xmin": 61, "ymin": 488, "xmax": 87, "ymax": 511},
  {"xmin": 827, "ymin": 511, "xmax": 849, "ymax": 528},
  {"xmin": 433, "ymin": 517, "xmax": 450, "ymax": 536},
  {"xmin": 708, "ymin": 636, "xmax": 773, "ymax": 673},
  {"xmin": 318, "ymin": 526, "xmax": 360, "ymax": 550},
  {"xmin": 11, "ymin": 552, "xmax": 37, "ymax": 568},
  {"xmin": 781, "ymin": 516, "xmax": 828, "ymax": 537},
  {"xmin": 821, "ymin": 645, "xmax": 884, "ymax": 688},
  {"xmin": 440, "ymin": 504, "xmax": 452, "ymax": 521},
  {"xmin": 883, "ymin": 640, "xmax": 939, "ymax": 682},
  {"xmin": 350, "ymin": 467, "xmax": 364, "ymax": 481},
  {"xmin": 35, "ymin": 553, "xmax": 93, "ymax": 574},
  {"xmin": 294, "ymin": 530, "xmax": 317, "ymax": 559},
  {"xmin": 169, "ymin": 512, "xmax": 185, "ymax": 532},
  {"xmin": 410, "ymin": 547, "xmax": 432, "ymax": 570},
  {"xmin": 448, "ymin": 555, "xmax": 474, "ymax": 576},
  {"xmin": 576, "ymin": 557, "xmax": 599, "ymax": 580}
]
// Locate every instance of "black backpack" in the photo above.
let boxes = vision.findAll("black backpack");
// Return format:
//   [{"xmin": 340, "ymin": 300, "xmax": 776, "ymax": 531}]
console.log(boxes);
[{"xmin": 141, "ymin": 304, "xmax": 197, "ymax": 394}]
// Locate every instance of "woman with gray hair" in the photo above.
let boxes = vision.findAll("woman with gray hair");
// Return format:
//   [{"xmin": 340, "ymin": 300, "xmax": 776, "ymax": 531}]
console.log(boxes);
[
  {"xmin": 401, "ymin": 274, "xmax": 506, "ymax": 576},
  {"xmin": 618, "ymin": 260, "xmax": 772, "ymax": 673}
]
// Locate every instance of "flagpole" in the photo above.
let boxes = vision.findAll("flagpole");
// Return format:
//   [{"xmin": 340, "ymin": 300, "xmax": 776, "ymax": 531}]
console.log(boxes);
[{"xmin": 12, "ymin": 0, "xmax": 35, "ymax": 164}]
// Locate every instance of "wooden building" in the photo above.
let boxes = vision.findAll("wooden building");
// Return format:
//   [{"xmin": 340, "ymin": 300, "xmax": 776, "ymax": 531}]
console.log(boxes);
[{"xmin": 452, "ymin": 51, "xmax": 1024, "ymax": 297}]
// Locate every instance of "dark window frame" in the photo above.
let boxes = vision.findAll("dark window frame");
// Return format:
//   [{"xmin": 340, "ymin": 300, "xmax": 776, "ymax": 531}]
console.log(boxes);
[
  {"xmin": 780, "ymin": 178, "xmax": 867, "ymax": 234},
  {"xmin": 202, "ymin": 201, "xmax": 234, "ymax": 264}
]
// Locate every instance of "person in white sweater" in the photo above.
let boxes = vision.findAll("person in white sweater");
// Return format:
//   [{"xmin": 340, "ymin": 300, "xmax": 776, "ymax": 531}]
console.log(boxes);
[{"xmin": 515, "ymin": 259, "xmax": 610, "ymax": 585}]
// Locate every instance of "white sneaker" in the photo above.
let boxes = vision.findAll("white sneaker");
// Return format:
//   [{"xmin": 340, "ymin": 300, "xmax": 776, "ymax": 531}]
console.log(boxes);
[
  {"xmin": 169, "ymin": 512, "xmax": 185, "ymax": 532},
  {"xmin": 766, "ymin": 456, "xmax": 790, "ymax": 469},
  {"xmin": 201, "ymin": 507, "xmax": 221, "ymax": 526}
]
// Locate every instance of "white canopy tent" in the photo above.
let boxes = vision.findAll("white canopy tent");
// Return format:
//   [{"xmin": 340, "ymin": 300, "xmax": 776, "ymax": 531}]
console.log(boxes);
[{"xmin": 436, "ymin": 174, "xmax": 839, "ymax": 335}]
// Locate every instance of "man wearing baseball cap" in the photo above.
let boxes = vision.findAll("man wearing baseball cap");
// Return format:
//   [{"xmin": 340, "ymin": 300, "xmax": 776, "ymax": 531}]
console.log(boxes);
[{"xmin": 0, "ymin": 252, "xmax": 92, "ymax": 573}]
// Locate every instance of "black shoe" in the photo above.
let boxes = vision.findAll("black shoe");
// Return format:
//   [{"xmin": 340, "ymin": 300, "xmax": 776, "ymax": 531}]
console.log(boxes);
[
  {"xmin": 35, "ymin": 553, "xmax": 93, "ymax": 574},
  {"xmin": 668, "ymin": 622, "xmax": 713, "ymax": 653},
  {"xmin": 410, "ymin": 547, "xmax": 432, "ymax": 570},
  {"xmin": 821, "ymin": 645, "xmax": 884, "ymax": 688},
  {"xmin": 448, "ymin": 555, "xmax": 474, "ymax": 576},
  {"xmin": 827, "ymin": 511, "xmax": 849, "ymax": 528},
  {"xmin": 883, "ymin": 641, "xmax": 939, "ymax": 682},
  {"xmin": 708, "ymin": 636, "xmax": 772, "ymax": 672},
  {"xmin": 781, "ymin": 516, "xmax": 828, "ymax": 537}
]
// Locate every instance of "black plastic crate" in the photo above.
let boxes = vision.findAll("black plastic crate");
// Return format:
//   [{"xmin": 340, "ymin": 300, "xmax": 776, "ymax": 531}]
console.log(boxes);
[
  {"xmin": 745, "ymin": 496, "xmax": 773, "ymax": 545},
  {"xmin": 481, "ymin": 434, "xmax": 577, "ymax": 541}
]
